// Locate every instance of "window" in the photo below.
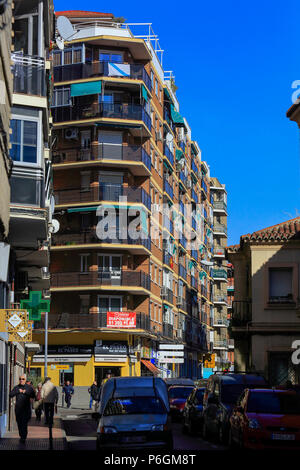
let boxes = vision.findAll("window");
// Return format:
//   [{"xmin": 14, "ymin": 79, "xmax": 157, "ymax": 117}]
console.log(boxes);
[
  {"xmin": 155, "ymin": 79, "xmax": 158, "ymax": 96},
  {"xmin": 80, "ymin": 254, "xmax": 89, "ymax": 272},
  {"xmin": 98, "ymin": 296, "xmax": 122, "ymax": 312},
  {"xmin": 151, "ymin": 70, "xmax": 154, "ymax": 88},
  {"xmin": 269, "ymin": 267, "xmax": 293, "ymax": 303},
  {"xmin": 80, "ymin": 172, "xmax": 91, "ymax": 191},
  {"xmin": 99, "ymin": 51, "xmax": 123, "ymax": 63},
  {"xmin": 53, "ymin": 46, "xmax": 83, "ymax": 66},
  {"xmin": 10, "ymin": 118, "xmax": 39, "ymax": 165},
  {"xmin": 52, "ymin": 88, "xmax": 71, "ymax": 107},
  {"xmin": 14, "ymin": 14, "xmax": 39, "ymax": 56}
]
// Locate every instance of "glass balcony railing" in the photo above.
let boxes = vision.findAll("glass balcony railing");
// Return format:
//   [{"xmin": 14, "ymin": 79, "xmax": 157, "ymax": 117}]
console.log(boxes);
[
  {"xmin": 213, "ymin": 223, "xmax": 227, "ymax": 235},
  {"xmin": 54, "ymin": 61, "xmax": 152, "ymax": 91},
  {"xmin": 12, "ymin": 55, "xmax": 46, "ymax": 97},
  {"xmin": 191, "ymin": 159, "xmax": 199, "ymax": 176},
  {"xmin": 52, "ymin": 103, "xmax": 152, "ymax": 130}
]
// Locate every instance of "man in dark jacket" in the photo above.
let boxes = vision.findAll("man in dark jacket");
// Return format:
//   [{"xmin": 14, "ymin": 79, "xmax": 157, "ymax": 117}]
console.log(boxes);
[
  {"xmin": 89, "ymin": 380, "xmax": 100, "ymax": 411},
  {"xmin": 62, "ymin": 381, "xmax": 74, "ymax": 408},
  {"xmin": 9, "ymin": 374, "xmax": 36, "ymax": 443}
]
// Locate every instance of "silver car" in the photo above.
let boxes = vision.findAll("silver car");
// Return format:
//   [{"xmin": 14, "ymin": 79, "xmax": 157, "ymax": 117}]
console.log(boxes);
[{"xmin": 95, "ymin": 377, "xmax": 173, "ymax": 452}]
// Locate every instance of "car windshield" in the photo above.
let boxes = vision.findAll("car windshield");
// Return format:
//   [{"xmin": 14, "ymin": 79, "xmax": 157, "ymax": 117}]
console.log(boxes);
[
  {"xmin": 104, "ymin": 396, "xmax": 166, "ymax": 416},
  {"xmin": 247, "ymin": 392, "xmax": 300, "ymax": 414},
  {"xmin": 169, "ymin": 387, "xmax": 194, "ymax": 399},
  {"xmin": 195, "ymin": 390, "xmax": 204, "ymax": 404}
]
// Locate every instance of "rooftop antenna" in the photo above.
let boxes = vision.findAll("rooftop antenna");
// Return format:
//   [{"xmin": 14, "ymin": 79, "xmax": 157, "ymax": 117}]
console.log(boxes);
[{"xmin": 56, "ymin": 15, "xmax": 77, "ymax": 50}]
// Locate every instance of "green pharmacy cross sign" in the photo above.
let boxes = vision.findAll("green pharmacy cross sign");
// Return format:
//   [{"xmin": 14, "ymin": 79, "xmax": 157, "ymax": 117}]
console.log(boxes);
[{"xmin": 20, "ymin": 291, "xmax": 50, "ymax": 321}]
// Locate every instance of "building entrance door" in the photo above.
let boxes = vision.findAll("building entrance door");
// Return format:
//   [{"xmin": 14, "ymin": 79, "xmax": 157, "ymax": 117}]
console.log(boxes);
[{"xmin": 94, "ymin": 366, "xmax": 121, "ymax": 387}]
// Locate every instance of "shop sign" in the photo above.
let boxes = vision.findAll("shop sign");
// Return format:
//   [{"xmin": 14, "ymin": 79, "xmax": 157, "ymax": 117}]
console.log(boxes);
[
  {"xmin": 204, "ymin": 354, "xmax": 215, "ymax": 369},
  {"xmin": 107, "ymin": 311, "xmax": 136, "ymax": 328},
  {"xmin": 39, "ymin": 345, "xmax": 93, "ymax": 355},
  {"xmin": 94, "ymin": 340, "xmax": 128, "ymax": 356}
]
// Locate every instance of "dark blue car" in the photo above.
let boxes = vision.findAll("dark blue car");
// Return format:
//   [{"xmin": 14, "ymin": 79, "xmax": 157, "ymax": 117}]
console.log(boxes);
[{"xmin": 182, "ymin": 387, "xmax": 205, "ymax": 434}]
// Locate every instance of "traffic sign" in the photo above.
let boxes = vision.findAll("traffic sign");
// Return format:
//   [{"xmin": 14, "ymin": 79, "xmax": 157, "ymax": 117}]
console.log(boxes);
[
  {"xmin": 157, "ymin": 351, "xmax": 184, "ymax": 358},
  {"xmin": 159, "ymin": 358, "xmax": 184, "ymax": 364}
]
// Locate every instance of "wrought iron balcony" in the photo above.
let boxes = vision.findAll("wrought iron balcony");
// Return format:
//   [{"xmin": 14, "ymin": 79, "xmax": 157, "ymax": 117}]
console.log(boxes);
[
  {"xmin": 213, "ymin": 315, "xmax": 229, "ymax": 327},
  {"xmin": 52, "ymin": 144, "xmax": 151, "ymax": 171},
  {"xmin": 52, "ymin": 103, "xmax": 152, "ymax": 130},
  {"xmin": 54, "ymin": 184, "xmax": 151, "ymax": 210},
  {"xmin": 53, "ymin": 61, "xmax": 152, "ymax": 91},
  {"xmin": 179, "ymin": 264, "xmax": 187, "ymax": 280},
  {"xmin": 163, "ymin": 179, "xmax": 174, "ymax": 200},
  {"xmin": 33, "ymin": 311, "xmax": 151, "ymax": 331},
  {"xmin": 51, "ymin": 269, "xmax": 151, "ymax": 291},
  {"xmin": 191, "ymin": 188, "xmax": 198, "ymax": 203},
  {"xmin": 52, "ymin": 229, "xmax": 151, "ymax": 251}
]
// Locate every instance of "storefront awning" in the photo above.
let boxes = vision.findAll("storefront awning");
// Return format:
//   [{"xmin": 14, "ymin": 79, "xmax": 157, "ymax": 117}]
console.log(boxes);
[
  {"xmin": 141, "ymin": 359, "xmax": 159, "ymax": 376},
  {"xmin": 70, "ymin": 80, "xmax": 102, "ymax": 97}
]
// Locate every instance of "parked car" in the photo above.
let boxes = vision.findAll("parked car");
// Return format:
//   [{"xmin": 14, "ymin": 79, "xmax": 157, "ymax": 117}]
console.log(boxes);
[
  {"xmin": 182, "ymin": 387, "xmax": 205, "ymax": 435},
  {"xmin": 229, "ymin": 389, "xmax": 300, "ymax": 449},
  {"xmin": 164, "ymin": 378, "xmax": 195, "ymax": 390},
  {"xmin": 94, "ymin": 377, "xmax": 173, "ymax": 452},
  {"xmin": 202, "ymin": 372, "xmax": 268, "ymax": 443},
  {"xmin": 168, "ymin": 385, "xmax": 195, "ymax": 420}
]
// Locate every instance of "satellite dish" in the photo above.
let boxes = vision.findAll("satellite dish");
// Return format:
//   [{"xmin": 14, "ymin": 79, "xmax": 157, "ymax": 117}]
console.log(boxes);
[
  {"xmin": 50, "ymin": 219, "xmax": 60, "ymax": 234},
  {"xmin": 57, "ymin": 15, "xmax": 76, "ymax": 40},
  {"xmin": 56, "ymin": 36, "xmax": 64, "ymax": 50}
]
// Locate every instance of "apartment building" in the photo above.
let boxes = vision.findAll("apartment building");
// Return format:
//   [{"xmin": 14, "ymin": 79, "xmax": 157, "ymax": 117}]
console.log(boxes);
[
  {"xmin": 210, "ymin": 177, "xmax": 231, "ymax": 370},
  {"xmin": 30, "ymin": 10, "xmax": 217, "ymax": 385},
  {"xmin": 228, "ymin": 218, "xmax": 300, "ymax": 385}
]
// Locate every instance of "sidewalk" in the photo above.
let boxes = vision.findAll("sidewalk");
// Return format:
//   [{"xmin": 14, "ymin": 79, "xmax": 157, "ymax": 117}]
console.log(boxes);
[{"xmin": 0, "ymin": 411, "xmax": 68, "ymax": 451}]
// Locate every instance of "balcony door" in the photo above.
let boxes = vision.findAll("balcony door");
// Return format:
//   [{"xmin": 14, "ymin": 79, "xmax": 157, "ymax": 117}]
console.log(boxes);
[
  {"xmin": 98, "ymin": 296, "xmax": 123, "ymax": 313},
  {"xmin": 98, "ymin": 130, "xmax": 122, "ymax": 160},
  {"xmin": 98, "ymin": 254, "xmax": 122, "ymax": 283},
  {"xmin": 80, "ymin": 130, "xmax": 91, "ymax": 161}
]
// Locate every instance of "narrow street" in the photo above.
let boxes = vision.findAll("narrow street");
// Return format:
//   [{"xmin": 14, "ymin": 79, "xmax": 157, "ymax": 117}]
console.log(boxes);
[{"xmin": 58, "ymin": 407, "xmax": 227, "ymax": 451}]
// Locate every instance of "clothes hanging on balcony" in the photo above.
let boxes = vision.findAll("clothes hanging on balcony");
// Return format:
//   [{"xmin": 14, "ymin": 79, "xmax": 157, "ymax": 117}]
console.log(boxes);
[{"xmin": 108, "ymin": 62, "xmax": 130, "ymax": 77}]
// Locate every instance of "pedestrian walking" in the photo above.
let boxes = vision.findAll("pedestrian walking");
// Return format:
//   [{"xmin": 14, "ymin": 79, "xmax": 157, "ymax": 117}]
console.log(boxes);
[
  {"xmin": 101, "ymin": 372, "xmax": 112, "ymax": 387},
  {"xmin": 9, "ymin": 374, "xmax": 35, "ymax": 443},
  {"xmin": 89, "ymin": 380, "xmax": 100, "ymax": 412},
  {"xmin": 62, "ymin": 380, "xmax": 74, "ymax": 408},
  {"xmin": 41, "ymin": 377, "xmax": 58, "ymax": 426},
  {"xmin": 33, "ymin": 382, "xmax": 43, "ymax": 422}
]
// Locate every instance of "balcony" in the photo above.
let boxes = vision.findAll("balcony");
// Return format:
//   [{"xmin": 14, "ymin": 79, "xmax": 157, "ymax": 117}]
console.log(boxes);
[
  {"xmin": 213, "ymin": 245, "xmax": 226, "ymax": 258},
  {"xmin": 211, "ymin": 268, "xmax": 228, "ymax": 280},
  {"xmin": 163, "ymin": 179, "xmax": 174, "ymax": 200},
  {"xmin": 163, "ymin": 251, "xmax": 174, "ymax": 267},
  {"xmin": 213, "ymin": 223, "xmax": 227, "ymax": 236},
  {"xmin": 213, "ymin": 200, "xmax": 227, "ymax": 213},
  {"xmin": 213, "ymin": 315, "xmax": 229, "ymax": 327},
  {"xmin": 54, "ymin": 184, "xmax": 151, "ymax": 211},
  {"xmin": 163, "ymin": 323, "xmax": 173, "ymax": 339},
  {"xmin": 201, "ymin": 179, "xmax": 207, "ymax": 195},
  {"xmin": 191, "ymin": 188, "xmax": 198, "ymax": 203},
  {"xmin": 51, "ymin": 229, "xmax": 151, "ymax": 253},
  {"xmin": 161, "ymin": 287, "xmax": 173, "ymax": 304},
  {"xmin": 163, "ymin": 144, "xmax": 174, "ymax": 166},
  {"xmin": 179, "ymin": 264, "xmax": 187, "ymax": 280},
  {"xmin": 231, "ymin": 300, "xmax": 252, "ymax": 327},
  {"xmin": 52, "ymin": 103, "xmax": 152, "ymax": 131},
  {"xmin": 214, "ymin": 293, "xmax": 227, "ymax": 304},
  {"xmin": 54, "ymin": 61, "xmax": 152, "ymax": 91},
  {"xmin": 51, "ymin": 269, "xmax": 151, "ymax": 292},
  {"xmin": 191, "ymin": 159, "xmax": 199, "ymax": 177},
  {"xmin": 191, "ymin": 275, "xmax": 198, "ymax": 290},
  {"xmin": 179, "ymin": 235, "xmax": 187, "ymax": 250},
  {"xmin": 191, "ymin": 249, "xmax": 198, "ymax": 261},
  {"xmin": 34, "ymin": 311, "xmax": 151, "ymax": 332},
  {"xmin": 176, "ymin": 296, "xmax": 188, "ymax": 312},
  {"xmin": 201, "ymin": 285, "xmax": 208, "ymax": 298},
  {"xmin": 12, "ymin": 54, "xmax": 46, "ymax": 97},
  {"xmin": 213, "ymin": 339, "xmax": 228, "ymax": 349},
  {"xmin": 53, "ymin": 145, "xmax": 151, "ymax": 174},
  {"xmin": 179, "ymin": 171, "xmax": 188, "ymax": 188}
]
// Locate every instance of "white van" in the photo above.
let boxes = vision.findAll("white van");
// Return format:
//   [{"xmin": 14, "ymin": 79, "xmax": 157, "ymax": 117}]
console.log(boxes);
[{"xmin": 94, "ymin": 376, "xmax": 173, "ymax": 452}]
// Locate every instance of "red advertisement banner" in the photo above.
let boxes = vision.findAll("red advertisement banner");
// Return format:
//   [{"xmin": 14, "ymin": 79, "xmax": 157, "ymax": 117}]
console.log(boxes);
[{"xmin": 107, "ymin": 311, "xmax": 136, "ymax": 328}]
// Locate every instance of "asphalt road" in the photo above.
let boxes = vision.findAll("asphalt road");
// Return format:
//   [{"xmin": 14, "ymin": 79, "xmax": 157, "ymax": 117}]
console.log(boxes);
[{"xmin": 59, "ymin": 407, "xmax": 227, "ymax": 452}]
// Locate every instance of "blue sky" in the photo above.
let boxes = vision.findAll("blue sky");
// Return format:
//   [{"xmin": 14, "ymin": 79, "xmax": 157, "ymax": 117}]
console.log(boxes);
[{"xmin": 54, "ymin": 0, "xmax": 300, "ymax": 245}]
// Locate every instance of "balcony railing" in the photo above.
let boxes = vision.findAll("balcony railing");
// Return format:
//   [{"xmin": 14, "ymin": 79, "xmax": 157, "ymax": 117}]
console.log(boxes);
[
  {"xmin": 214, "ymin": 293, "xmax": 227, "ymax": 303},
  {"xmin": 176, "ymin": 296, "xmax": 188, "ymax": 312},
  {"xmin": 213, "ymin": 223, "xmax": 227, "ymax": 235},
  {"xmin": 54, "ymin": 184, "xmax": 151, "ymax": 210},
  {"xmin": 213, "ymin": 315, "xmax": 229, "ymax": 327},
  {"xmin": 163, "ymin": 323, "xmax": 173, "ymax": 339},
  {"xmin": 53, "ymin": 144, "xmax": 151, "ymax": 171},
  {"xmin": 201, "ymin": 285, "xmax": 208, "ymax": 298},
  {"xmin": 191, "ymin": 159, "xmax": 199, "ymax": 176},
  {"xmin": 51, "ymin": 270, "xmax": 151, "ymax": 290},
  {"xmin": 191, "ymin": 188, "xmax": 198, "ymax": 203},
  {"xmin": 201, "ymin": 179, "xmax": 207, "ymax": 194},
  {"xmin": 52, "ymin": 103, "xmax": 152, "ymax": 130},
  {"xmin": 213, "ymin": 245, "xmax": 225, "ymax": 257},
  {"xmin": 163, "ymin": 251, "xmax": 173, "ymax": 267},
  {"xmin": 54, "ymin": 61, "xmax": 152, "ymax": 91},
  {"xmin": 213, "ymin": 200, "xmax": 227, "ymax": 212},
  {"xmin": 213, "ymin": 339, "xmax": 228, "ymax": 349},
  {"xmin": 179, "ymin": 264, "xmax": 187, "ymax": 280},
  {"xmin": 163, "ymin": 179, "xmax": 174, "ymax": 200},
  {"xmin": 33, "ymin": 311, "xmax": 151, "ymax": 331},
  {"xmin": 191, "ymin": 275, "xmax": 198, "ymax": 290},
  {"xmin": 231, "ymin": 300, "xmax": 252, "ymax": 326},
  {"xmin": 178, "ymin": 140, "xmax": 185, "ymax": 152},
  {"xmin": 179, "ymin": 171, "xmax": 188, "ymax": 187},
  {"xmin": 52, "ymin": 229, "xmax": 151, "ymax": 251},
  {"xmin": 161, "ymin": 287, "xmax": 173, "ymax": 304},
  {"xmin": 211, "ymin": 268, "xmax": 228, "ymax": 280},
  {"xmin": 163, "ymin": 144, "xmax": 174, "ymax": 166},
  {"xmin": 12, "ymin": 54, "xmax": 46, "ymax": 96}
]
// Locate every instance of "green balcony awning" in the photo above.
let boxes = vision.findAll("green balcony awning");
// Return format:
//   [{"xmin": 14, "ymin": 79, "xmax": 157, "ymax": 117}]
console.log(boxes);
[
  {"xmin": 163, "ymin": 159, "xmax": 173, "ymax": 173},
  {"xmin": 70, "ymin": 80, "xmax": 102, "ymax": 97},
  {"xmin": 176, "ymin": 149, "xmax": 184, "ymax": 161},
  {"xmin": 164, "ymin": 87, "xmax": 174, "ymax": 106},
  {"xmin": 141, "ymin": 84, "xmax": 148, "ymax": 102},
  {"xmin": 170, "ymin": 104, "xmax": 185, "ymax": 127}
]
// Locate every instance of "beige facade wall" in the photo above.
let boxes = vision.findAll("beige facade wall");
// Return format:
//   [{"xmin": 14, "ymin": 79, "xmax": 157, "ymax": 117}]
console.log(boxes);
[{"xmin": 0, "ymin": 1, "xmax": 12, "ymax": 239}]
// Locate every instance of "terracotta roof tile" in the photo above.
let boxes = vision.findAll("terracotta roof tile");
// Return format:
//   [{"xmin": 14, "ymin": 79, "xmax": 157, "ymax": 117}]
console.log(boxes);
[{"xmin": 240, "ymin": 216, "xmax": 300, "ymax": 244}]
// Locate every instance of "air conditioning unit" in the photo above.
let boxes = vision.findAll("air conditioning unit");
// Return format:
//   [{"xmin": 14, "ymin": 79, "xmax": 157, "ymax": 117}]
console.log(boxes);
[
  {"xmin": 152, "ymin": 203, "xmax": 160, "ymax": 212},
  {"xmin": 157, "ymin": 130, "xmax": 163, "ymax": 142},
  {"xmin": 65, "ymin": 128, "xmax": 79, "ymax": 140}
]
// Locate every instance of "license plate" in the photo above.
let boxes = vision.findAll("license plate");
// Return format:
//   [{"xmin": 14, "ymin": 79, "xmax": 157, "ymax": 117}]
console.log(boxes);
[
  {"xmin": 122, "ymin": 436, "xmax": 146, "ymax": 443},
  {"xmin": 272, "ymin": 433, "xmax": 295, "ymax": 441}
]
